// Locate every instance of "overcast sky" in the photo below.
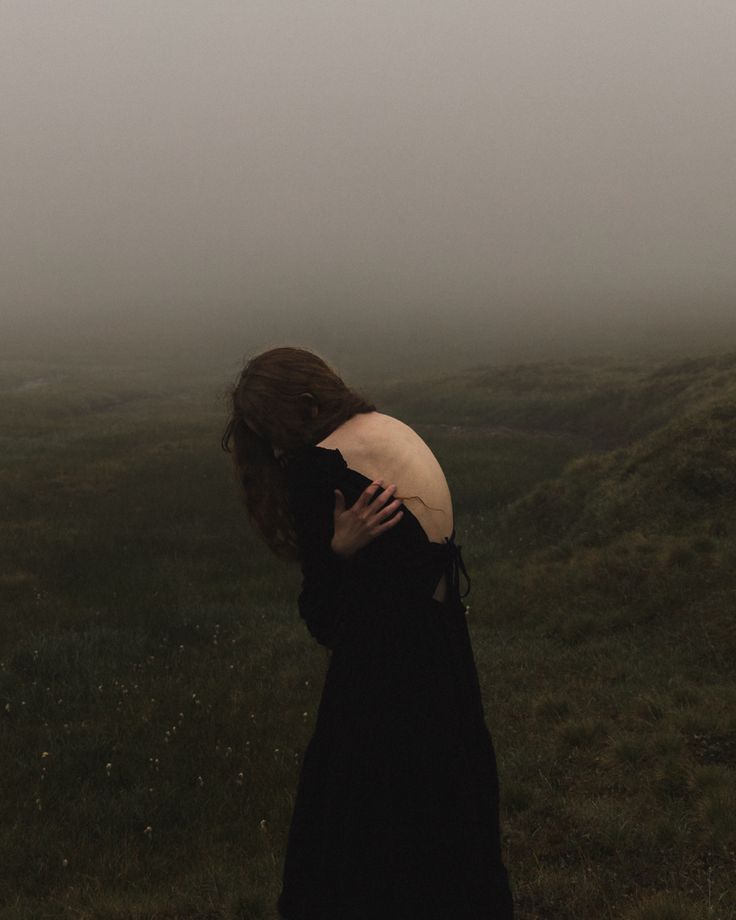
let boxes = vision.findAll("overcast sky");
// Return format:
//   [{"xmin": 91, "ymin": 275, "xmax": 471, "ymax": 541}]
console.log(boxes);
[{"xmin": 2, "ymin": 1, "xmax": 735, "ymax": 360}]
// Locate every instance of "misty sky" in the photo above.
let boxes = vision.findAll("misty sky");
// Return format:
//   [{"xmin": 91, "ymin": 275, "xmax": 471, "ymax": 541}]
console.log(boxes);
[{"xmin": 2, "ymin": 1, "xmax": 735, "ymax": 354}]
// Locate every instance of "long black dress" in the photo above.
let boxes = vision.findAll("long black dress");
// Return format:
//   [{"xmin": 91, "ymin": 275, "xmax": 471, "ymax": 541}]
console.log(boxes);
[{"xmin": 277, "ymin": 444, "xmax": 514, "ymax": 920}]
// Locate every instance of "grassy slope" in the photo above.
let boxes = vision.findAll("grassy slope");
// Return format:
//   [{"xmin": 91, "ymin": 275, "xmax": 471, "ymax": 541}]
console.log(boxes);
[{"xmin": 0, "ymin": 352, "xmax": 734, "ymax": 919}]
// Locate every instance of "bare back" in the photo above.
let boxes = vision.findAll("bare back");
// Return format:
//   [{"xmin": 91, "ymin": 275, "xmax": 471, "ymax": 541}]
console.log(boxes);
[{"xmin": 315, "ymin": 411, "xmax": 455, "ymax": 546}]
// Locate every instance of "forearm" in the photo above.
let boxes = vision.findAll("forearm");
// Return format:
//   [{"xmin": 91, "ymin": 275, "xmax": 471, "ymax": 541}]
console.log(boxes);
[{"xmin": 297, "ymin": 550, "xmax": 355, "ymax": 649}]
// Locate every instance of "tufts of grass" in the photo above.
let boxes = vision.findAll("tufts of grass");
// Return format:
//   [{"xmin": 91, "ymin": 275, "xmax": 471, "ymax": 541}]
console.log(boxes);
[
  {"xmin": 533, "ymin": 693, "xmax": 573, "ymax": 723},
  {"xmin": 556, "ymin": 718, "xmax": 608, "ymax": 753},
  {"xmin": 622, "ymin": 891, "xmax": 709, "ymax": 920},
  {"xmin": 605, "ymin": 731, "xmax": 650, "ymax": 769}
]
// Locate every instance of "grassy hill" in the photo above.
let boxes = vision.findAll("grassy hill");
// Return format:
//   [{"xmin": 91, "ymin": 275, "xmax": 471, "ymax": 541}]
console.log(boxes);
[
  {"xmin": 376, "ymin": 349, "xmax": 736, "ymax": 446},
  {"xmin": 484, "ymin": 358, "xmax": 736, "ymax": 660}
]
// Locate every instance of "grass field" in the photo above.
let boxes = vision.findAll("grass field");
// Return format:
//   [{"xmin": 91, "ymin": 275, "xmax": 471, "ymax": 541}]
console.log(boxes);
[{"xmin": 1, "ymin": 350, "xmax": 735, "ymax": 919}]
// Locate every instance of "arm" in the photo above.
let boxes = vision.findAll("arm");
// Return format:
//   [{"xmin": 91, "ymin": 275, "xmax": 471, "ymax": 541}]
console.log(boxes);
[
  {"xmin": 290, "ymin": 474, "xmax": 357, "ymax": 651},
  {"xmin": 287, "ymin": 452, "xmax": 403, "ymax": 649}
]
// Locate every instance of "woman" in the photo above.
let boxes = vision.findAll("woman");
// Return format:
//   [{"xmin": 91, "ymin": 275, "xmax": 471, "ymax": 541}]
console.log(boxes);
[{"xmin": 222, "ymin": 346, "xmax": 514, "ymax": 919}]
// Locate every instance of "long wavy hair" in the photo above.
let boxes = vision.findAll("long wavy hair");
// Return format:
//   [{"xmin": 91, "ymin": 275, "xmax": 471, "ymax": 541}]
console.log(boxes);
[{"xmin": 222, "ymin": 346, "xmax": 435, "ymax": 562}]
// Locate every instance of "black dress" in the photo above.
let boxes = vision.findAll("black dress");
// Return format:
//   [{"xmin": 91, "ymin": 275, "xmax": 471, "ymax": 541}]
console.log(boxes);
[{"xmin": 277, "ymin": 444, "xmax": 514, "ymax": 920}]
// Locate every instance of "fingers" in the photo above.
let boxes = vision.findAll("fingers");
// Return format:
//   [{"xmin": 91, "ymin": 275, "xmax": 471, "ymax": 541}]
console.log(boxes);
[
  {"xmin": 370, "ymin": 486, "xmax": 398, "ymax": 519},
  {"xmin": 366, "ymin": 484, "xmax": 403, "ymax": 531},
  {"xmin": 373, "ymin": 483, "xmax": 397, "ymax": 505},
  {"xmin": 375, "ymin": 501, "xmax": 404, "ymax": 528},
  {"xmin": 366, "ymin": 479, "xmax": 387, "ymax": 502},
  {"xmin": 355, "ymin": 480, "xmax": 405, "ymax": 531},
  {"xmin": 371, "ymin": 494, "xmax": 400, "ymax": 518},
  {"xmin": 357, "ymin": 479, "xmax": 392, "ymax": 509}
]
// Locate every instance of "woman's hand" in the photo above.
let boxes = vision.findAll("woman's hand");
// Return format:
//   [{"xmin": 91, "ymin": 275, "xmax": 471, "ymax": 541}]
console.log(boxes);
[{"xmin": 331, "ymin": 479, "xmax": 404, "ymax": 558}]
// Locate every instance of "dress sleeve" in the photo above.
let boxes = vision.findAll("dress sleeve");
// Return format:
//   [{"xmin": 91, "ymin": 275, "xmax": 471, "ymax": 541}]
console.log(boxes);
[{"xmin": 288, "ymin": 462, "xmax": 357, "ymax": 650}]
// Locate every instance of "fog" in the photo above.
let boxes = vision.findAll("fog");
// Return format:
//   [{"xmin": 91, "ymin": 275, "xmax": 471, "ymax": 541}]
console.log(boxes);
[{"xmin": 2, "ymin": 1, "xmax": 736, "ymax": 375}]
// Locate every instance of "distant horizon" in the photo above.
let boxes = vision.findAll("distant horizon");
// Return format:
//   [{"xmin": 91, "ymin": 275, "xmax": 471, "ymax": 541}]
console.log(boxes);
[{"xmin": 4, "ymin": 304, "xmax": 736, "ymax": 391}]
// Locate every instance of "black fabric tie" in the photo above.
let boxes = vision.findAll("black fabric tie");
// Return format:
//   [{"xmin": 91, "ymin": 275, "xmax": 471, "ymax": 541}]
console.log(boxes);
[{"xmin": 444, "ymin": 530, "xmax": 471, "ymax": 599}]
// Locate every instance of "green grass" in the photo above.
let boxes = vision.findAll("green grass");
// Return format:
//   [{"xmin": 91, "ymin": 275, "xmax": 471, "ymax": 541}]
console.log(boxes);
[{"xmin": 1, "ymin": 351, "xmax": 735, "ymax": 918}]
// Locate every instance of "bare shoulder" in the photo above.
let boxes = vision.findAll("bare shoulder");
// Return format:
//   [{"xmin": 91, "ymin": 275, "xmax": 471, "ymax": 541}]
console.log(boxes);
[
  {"xmin": 318, "ymin": 411, "xmax": 425, "ymax": 461},
  {"xmin": 318, "ymin": 411, "xmax": 454, "ymax": 542}
]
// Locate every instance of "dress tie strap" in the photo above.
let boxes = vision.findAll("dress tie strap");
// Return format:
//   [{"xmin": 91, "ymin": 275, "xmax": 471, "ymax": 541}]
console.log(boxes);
[{"xmin": 444, "ymin": 528, "xmax": 471, "ymax": 600}]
